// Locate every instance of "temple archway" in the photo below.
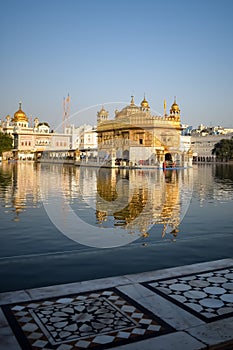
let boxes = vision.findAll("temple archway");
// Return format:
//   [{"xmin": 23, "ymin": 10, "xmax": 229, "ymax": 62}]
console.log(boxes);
[
  {"xmin": 123, "ymin": 150, "xmax": 129, "ymax": 160},
  {"xmin": 165, "ymin": 153, "xmax": 173, "ymax": 162}
]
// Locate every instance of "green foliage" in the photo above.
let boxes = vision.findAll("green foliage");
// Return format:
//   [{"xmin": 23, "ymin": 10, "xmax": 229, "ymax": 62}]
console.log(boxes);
[
  {"xmin": 0, "ymin": 132, "xmax": 13, "ymax": 155},
  {"xmin": 212, "ymin": 138, "xmax": 233, "ymax": 161}
]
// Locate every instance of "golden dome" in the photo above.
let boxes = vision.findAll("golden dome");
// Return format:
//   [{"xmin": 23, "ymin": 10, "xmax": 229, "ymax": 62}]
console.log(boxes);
[
  {"xmin": 171, "ymin": 103, "xmax": 179, "ymax": 111},
  {"xmin": 141, "ymin": 95, "xmax": 149, "ymax": 109},
  {"xmin": 170, "ymin": 98, "xmax": 180, "ymax": 112},
  {"xmin": 98, "ymin": 106, "xmax": 108, "ymax": 116},
  {"xmin": 12, "ymin": 102, "xmax": 28, "ymax": 123}
]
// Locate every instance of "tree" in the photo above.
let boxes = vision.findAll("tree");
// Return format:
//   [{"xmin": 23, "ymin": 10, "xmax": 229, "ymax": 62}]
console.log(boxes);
[
  {"xmin": 0, "ymin": 132, "xmax": 13, "ymax": 155},
  {"xmin": 212, "ymin": 138, "xmax": 233, "ymax": 161}
]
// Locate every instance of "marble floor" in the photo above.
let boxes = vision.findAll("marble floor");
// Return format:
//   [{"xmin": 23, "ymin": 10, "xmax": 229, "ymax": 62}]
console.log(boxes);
[
  {"xmin": 1, "ymin": 259, "xmax": 233, "ymax": 350},
  {"xmin": 144, "ymin": 266, "xmax": 233, "ymax": 323}
]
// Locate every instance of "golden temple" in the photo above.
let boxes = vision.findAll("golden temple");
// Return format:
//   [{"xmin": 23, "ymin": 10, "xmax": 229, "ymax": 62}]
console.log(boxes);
[{"xmin": 96, "ymin": 96, "xmax": 192, "ymax": 168}]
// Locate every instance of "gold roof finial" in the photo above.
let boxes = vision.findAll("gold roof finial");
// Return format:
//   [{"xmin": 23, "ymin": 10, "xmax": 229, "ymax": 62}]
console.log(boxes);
[
  {"xmin": 130, "ymin": 95, "xmax": 135, "ymax": 105},
  {"xmin": 141, "ymin": 94, "xmax": 149, "ymax": 109}
]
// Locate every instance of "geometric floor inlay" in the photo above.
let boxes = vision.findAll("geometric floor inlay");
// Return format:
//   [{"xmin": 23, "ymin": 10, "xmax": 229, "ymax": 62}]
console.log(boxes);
[
  {"xmin": 2, "ymin": 288, "xmax": 174, "ymax": 349},
  {"xmin": 144, "ymin": 267, "xmax": 233, "ymax": 323}
]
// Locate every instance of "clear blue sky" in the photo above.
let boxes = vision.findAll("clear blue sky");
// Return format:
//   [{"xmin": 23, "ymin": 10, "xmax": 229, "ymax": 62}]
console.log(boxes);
[{"xmin": 1, "ymin": 0, "xmax": 233, "ymax": 130}]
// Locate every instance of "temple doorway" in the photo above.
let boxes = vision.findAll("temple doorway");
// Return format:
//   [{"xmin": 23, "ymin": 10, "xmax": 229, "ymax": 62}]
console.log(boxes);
[
  {"xmin": 123, "ymin": 150, "xmax": 129, "ymax": 160},
  {"xmin": 165, "ymin": 153, "xmax": 173, "ymax": 162}
]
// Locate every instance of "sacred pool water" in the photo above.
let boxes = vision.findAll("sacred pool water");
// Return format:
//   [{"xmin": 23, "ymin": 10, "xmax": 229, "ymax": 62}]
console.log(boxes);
[{"xmin": 0, "ymin": 162, "xmax": 232, "ymax": 292}]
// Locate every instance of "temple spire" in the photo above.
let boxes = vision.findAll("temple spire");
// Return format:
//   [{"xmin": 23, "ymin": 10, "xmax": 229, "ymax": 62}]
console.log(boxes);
[
  {"xmin": 130, "ymin": 95, "xmax": 135, "ymax": 105},
  {"xmin": 164, "ymin": 99, "xmax": 167, "ymax": 116}
]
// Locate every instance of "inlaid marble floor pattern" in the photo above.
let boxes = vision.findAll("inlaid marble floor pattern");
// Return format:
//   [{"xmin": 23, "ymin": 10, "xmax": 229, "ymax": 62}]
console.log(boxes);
[
  {"xmin": 144, "ymin": 266, "xmax": 233, "ymax": 322},
  {"xmin": 2, "ymin": 263, "xmax": 233, "ymax": 350},
  {"xmin": 2, "ymin": 288, "xmax": 174, "ymax": 350}
]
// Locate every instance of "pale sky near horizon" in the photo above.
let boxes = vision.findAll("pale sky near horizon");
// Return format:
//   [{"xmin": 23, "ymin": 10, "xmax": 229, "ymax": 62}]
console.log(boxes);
[{"xmin": 1, "ymin": 0, "xmax": 233, "ymax": 130}]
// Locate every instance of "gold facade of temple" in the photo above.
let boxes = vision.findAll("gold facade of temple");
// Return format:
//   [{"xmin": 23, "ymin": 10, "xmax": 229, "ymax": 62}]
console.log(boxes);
[{"xmin": 96, "ymin": 96, "xmax": 191, "ymax": 168}]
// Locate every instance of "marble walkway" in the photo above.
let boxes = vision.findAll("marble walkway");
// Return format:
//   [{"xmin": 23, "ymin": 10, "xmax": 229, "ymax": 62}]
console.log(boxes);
[{"xmin": 0, "ymin": 259, "xmax": 233, "ymax": 350}]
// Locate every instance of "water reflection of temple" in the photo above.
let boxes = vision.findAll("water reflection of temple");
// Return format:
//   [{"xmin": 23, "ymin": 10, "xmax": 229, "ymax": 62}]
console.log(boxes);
[
  {"xmin": 0, "ymin": 163, "xmax": 81, "ymax": 221},
  {"xmin": 0, "ymin": 162, "xmax": 41, "ymax": 221},
  {"xmin": 95, "ymin": 168, "xmax": 184, "ymax": 236},
  {"xmin": 1, "ymin": 162, "xmax": 194, "ymax": 238}
]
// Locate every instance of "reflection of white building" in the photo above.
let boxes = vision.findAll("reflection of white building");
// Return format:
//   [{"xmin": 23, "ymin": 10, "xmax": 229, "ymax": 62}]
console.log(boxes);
[{"xmin": 0, "ymin": 161, "xmax": 41, "ymax": 221}]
